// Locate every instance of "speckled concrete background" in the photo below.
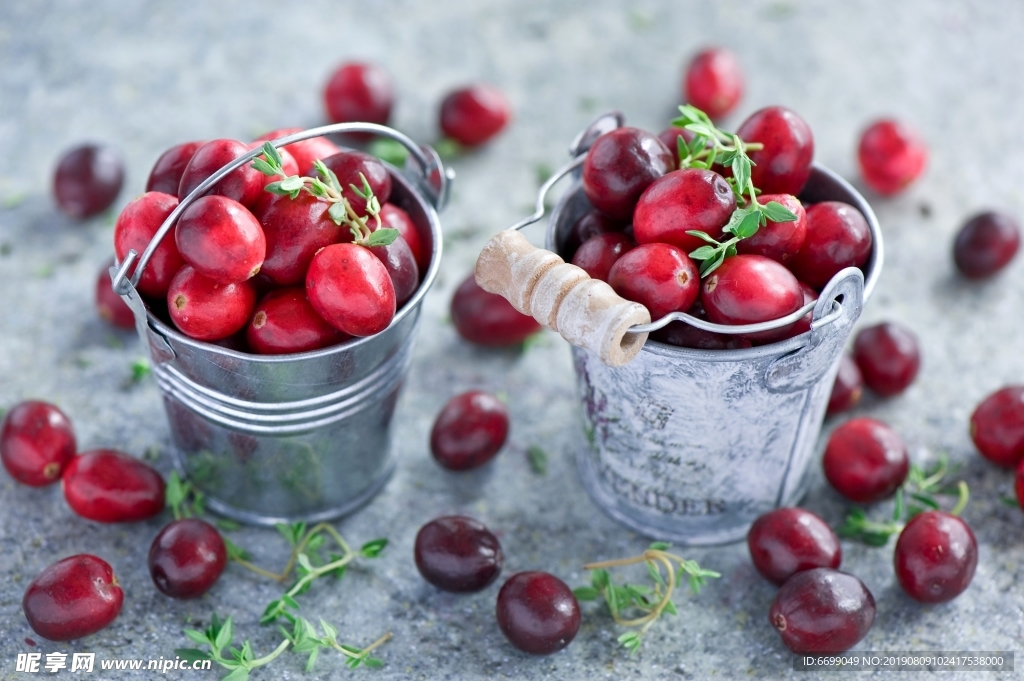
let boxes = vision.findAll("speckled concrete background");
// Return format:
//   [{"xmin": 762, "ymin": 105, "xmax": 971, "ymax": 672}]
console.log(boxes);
[{"xmin": 1, "ymin": 1, "xmax": 1023, "ymax": 679}]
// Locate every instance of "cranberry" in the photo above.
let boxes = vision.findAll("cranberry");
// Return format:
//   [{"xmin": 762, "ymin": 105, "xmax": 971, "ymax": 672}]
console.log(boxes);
[
  {"xmin": 633, "ymin": 169, "xmax": 736, "ymax": 253},
  {"xmin": 439, "ymin": 84, "xmax": 511, "ymax": 146},
  {"xmin": 769, "ymin": 568, "xmax": 875, "ymax": 654},
  {"xmin": 167, "ymin": 266, "xmax": 258, "ymax": 341},
  {"xmin": 414, "ymin": 516, "xmax": 503, "ymax": 592},
  {"xmin": 62, "ymin": 449, "xmax": 165, "ymax": 523},
  {"xmin": 852, "ymin": 322, "xmax": 920, "ymax": 397},
  {"xmin": 894, "ymin": 511, "xmax": 977, "ymax": 603},
  {"xmin": 822, "ymin": 417, "xmax": 908, "ymax": 503},
  {"xmin": 450, "ymin": 274, "xmax": 541, "ymax": 346},
  {"xmin": 149, "ymin": 518, "xmax": 227, "ymax": 599},
  {"xmin": 970, "ymin": 386, "xmax": 1024, "ymax": 468},
  {"xmin": 857, "ymin": 119, "xmax": 927, "ymax": 196},
  {"xmin": 253, "ymin": 128, "xmax": 341, "ymax": 177},
  {"xmin": 146, "ymin": 141, "xmax": 205, "ymax": 195},
  {"xmin": 178, "ymin": 139, "xmax": 265, "ymax": 208},
  {"xmin": 23, "ymin": 555, "xmax": 123, "ymax": 641},
  {"xmin": 773, "ymin": 281, "xmax": 817, "ymax": 342},
  {"xmin": 582, "ymin": 127, "xmax": 674, "ymax": 221},
  {"xmin": 247, "ymin": 288, "xmax": 348, "ymax": 355},
  {"xmin": 953, "ymin": 211, "xmax": 1020, "ymax": 279},
  {"xmin": 737, "ymin": 194, "xmax": 806, "ymax": 263},
  {"xmin": 0, "ymin": 401, "xmax": 76, "ymax": 487},
  {"xmin": 95, "ymin": 260, "xmax": 135, "ymax": 330},
  {"xmin": 496, "ymin": 571, "xmax": 580, "ymax": 655},
  {"xmin": 306, "ymin": 243, "xmax": 396, "ymax": 337},
  {"xmin": 368, "ymin": 235, "xmax": 419, "ymax": 307},
  {"xmin": 319, "ymin": 151, "xmax": 392, "ymax": 216},
  {"xmin": 255, "ymin": 192, "xmax": 346, "ymax": 286},
  {"xmin": 324, "ymin": 62, "xmax": 394, "ymax": 125},
  {"xmin": 701, "ymin": 254, "xmax": 803, "ymax": 342},
  {"xmin": 607, "ymin": 243, "xmax": 699, "ymax": 320},
  {"xmin": 657, "ymin": 126, "xmax": 695, "ymax": 157},
  {"xmin": 683, "ymin": 47, "xmax": 743, "ymax": 120},
  {"xmin": 430, "ymin": 391, "xmax": 509, "ymax": 471},
  {"xmin": 571, "ymin": 232, "xmax": 635, "ymax": 281},
  {"xmin": 53, "ymin": 143, "xmax": 125, "ymax": 219},
  {"xmin": 827, "ymin": 354, "xmax": 864, "ymax": 416},
  {"xmin": 564, "ymin": 209, "xmax": 626, "ymax": 259},
  {"xmin": 747, "ymin": 508, "xmax": 841, "ymax": 586},
  {"xmin": 379, "ymin": 203, "xmax": 427, "ymax": 273},
  {"xmin": 175, "ymin": 196, "xmax": 266, "ymax": 283},
  {"xmin": 789, "ymin": 201, "xmax": 872, "ymax": 289},
  {"xmin": 736, "ymin": 107, "xmax": 814, "ymax": 196},
  {"xmin": 650, "ymin": 301, "xmax": 753, "ymax": 350},
  {"xmin": 113, "ymin": 191, "xmax": 184, "ymax": 298}
]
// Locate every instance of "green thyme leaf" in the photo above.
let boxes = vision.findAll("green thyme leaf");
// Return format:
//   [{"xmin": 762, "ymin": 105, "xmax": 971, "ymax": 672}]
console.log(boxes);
[
  {"xmin": 368, "ymin": 138, "xmax": 409, "ymax": 167},
  {"xmin": 684, "ymin": 230, "xmax": 721, "ymax": 246},
  {"xmin": 761, "ymin": 200, "xmax": 798, "ymax": 223},
  {"xmin": 363, "ymin": 228, "xmax": 399, "ymax": 248},
  {"xmin": 327, "ymin": 202, "xmax": 347, "ymax": 225},
  {"xmin": 573, "ymin": 586, "xmax": 600, "ymax": 601},
  {"xmin": 360, "ymin": 538, "xmax": 388, "ymax": 558},
  {"xmin": 527, "ymin": 445, "xmax": 548, "ymax": 475}
]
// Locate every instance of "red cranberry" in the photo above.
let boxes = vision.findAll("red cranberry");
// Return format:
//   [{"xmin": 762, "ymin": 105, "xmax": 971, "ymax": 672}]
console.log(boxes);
[
  {"xmin": 747, "ymin": 508, "xmax": 841, "ymax": 586},
  {"xmin": 633, "ymin": 168, "xmax": 736, "ymax": 253},
  {"xmin": 379, "ymin": 203, "xmax": 427, "ymax": 274},
  {"xmin": 701, "ymin": 254, "xmax": 803, "ymax": 342},
  {"xmin": 684, "ymin": 47, "xmax": 743, "ymax": 120},
  {"xmin": 368, "ymin": 235, "xmax": 419, "ymax": 306},
  {"xmin": 23, "ymin": 555, "xmax": 123, "ymax": 641},
  {"xmin": 167, "ymin": 266, "xmax": 258, "ymax": 341},
  {"xmin": 571, "ymin": 232, "xmax": 635, "ymax": 281},
  {"xmin": 62, "ymin": 449, "xmax": 165, "ymax": 523},
  {"xmin": 827, "ymin": 354, "xmax": 864, "ymax": 416},
  {"xmin": 736, "ymin": 194, "xmax": 806, "ymax": 263},
  {"xmin": 306, "ymin": 243, "xmax": 396, "ymax": 337},
  {"xmin": 324, "ymin": 62, "xmax": 394, "ymax": 125},
  {"xmin": 247, "ymin": 288, "xmax": 348, "ymax": 355},
  {"xmin": 95, "ymin": 260, "xmax": 135, "ymax": 330},
  {"xmin": 149, "ymin": 518, "xmax": 227, "ymax": 599},
  {"xmin": 773, "ymin": 281, "xmax": 817, "ymax": 342},
  {"xmin": 650, "ymin": 302, "xmax": 753, "ymax": 350},
  {"xmin": 496, "ymin": 572, "xmax": 580, "ymax": 655},
  {"xmin": 439, "ymin": 84, "xmax": 511, "ymax": 146},
  {"xmin": 852, "ymin": 322, "xmax": 920, "ymax": 397},
  {"xmin": 178, "ymin": 139, "xmax": 265, "ymax": 208},
  {"xmin": 857, "ymin": 119, "xmax": 927, "ymax": 196},
  {"xmin": 582, "ymin": 127, "xmax": 674, "ymax": 221},
  {"xmin": 0, "ymin": 401, "xmax": 76, "ymax": 487},
  {"xmin": 253, "ymin": 128, "xmax": 341, "ymax": 177},
  {"xmin": 430, "ymin": 391, "xmax": 509, "ymax": 471},
  {"xmin": 822, "ymin": 417, "xmax": 909, "ymax": 503},
  {"xmin": 788, "ymin": 201, "xmax": 872, "ymax": 289},
  {"xmin": 736, "ymin": 107, "xmax": 814, "ymax": 196},
  {"xmin": 113, "ymin": 191, "xmax": 184, "ymax": 298},
  {"xmin": 146, "ymin": 141, "xmax": 205, "ymax": 195},
  {"xmin": 319, "ymin": 150, "xmax": 392, "ymax": 216},
  {"xmin": 564, "ymin": 209, "xmax": 626, "ymax": 259},
  {"xmin": 53, "ymin": 143, "xmax": 125, "ymax": 219},
  {"xmin": 894, "ymin": 511, "xmax": 977, "ymax": 603},
  {"xmin": 769, "ymin": 568, "xmax": 875, "ymax": 654},
  {"xmin": 953, "ymin": 211, "xmax": 1020, "ymax": 279},
  {"xmin": 256, "ymin": 192, "xmax": 346, "ymax": 286},
  {"xmin": 608, "ymin": 243, "xmax": 700, "ymax": 320},
  {"xmin": 450, "ymin": 274, "xmax": 541, "ymax": 346},
  {"xmin": 414, "ymin": 516, "xmax": 503, "ymax": 592},
  {"xmin": 176, "ymin": 196, "xmax": 266, "ymax": 283},
  {"xmin": 970, "ymin": 386, "xmax": 1024, "ymax": 468}
]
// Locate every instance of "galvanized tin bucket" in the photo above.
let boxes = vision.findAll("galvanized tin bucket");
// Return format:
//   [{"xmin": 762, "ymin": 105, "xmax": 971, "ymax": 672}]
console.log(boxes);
[{"xmin": 111, "ymin": 124, "xmax": 452, "ymax": 526}]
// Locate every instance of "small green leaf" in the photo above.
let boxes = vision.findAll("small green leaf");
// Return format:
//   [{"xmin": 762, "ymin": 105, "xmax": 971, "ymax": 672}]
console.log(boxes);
[
  {"xmin": 646, "ymin": 561, "xmax": 666, "ymax": 587},
  {"xmin": 250, "ymin": 158, "xmax": 278, "ymax": 177},
  {"xmin": 214, "ymin": 616, "xmax": 234, "ymax": 651},
  {"xmin": 278, "ymin": 176, "xmax": 305, "ymax": 192},
  {"xmin": 731, "ymin": 154, "xmax": 751, "ymax": 193},
  {"xmin": 282, "ymin": 594, "xmax": 300, "ymax": 610},
  {"xmin": 363, "ymin": 657, "xmax": 384, "ymax": 669},
  {"xmin": 363, "ymin": 228, "xmax": 399, "ymax": 248},
  {"xmin": 676, "ymin": 136, "xmax": 688, "ymax": 164},
  {"xmin": 368, "ymin": 138, "xmax": 409, "ymax": 167},
  {"xmin": 319, "ymin": 619, "xmax": 338, "ymax": 642},
  {"xmin": 166, "ymin": 472, "xmax": 186, "ymax": 510},
  {"xmin": 304, "ymin": 646, "xmax": 320, "ymax": 672},
  {"xmin": 174, "ymin": 648, "xmax": 210, "ymax": 664},
  {"xmin": 263, "ymin": 181, "xmax": 290, "ymax": 196},
  {"xmin": 360, "ymin": 538, "xmax": 389, "ymax": 558},
  {"xmin": 221, "ymin": 666, "xmax": 250, "ymax": 681},
  {"xmin": 731, "ymin": 210, "xmax": 762, "ymax": 239},
  {"xmin": 184, "ymin": 629, "xmax": 209, "ymax": 647},
  {"xmin": 909, "ymin": 492, "xmax": 941, "ymax": 510},
  {"xmin": 130, "ymin": 358, "xmax": 151, "ymax": 383},
  {"xmin": 260, "ymin": 600, "xmax": 283, "ymax": 624},
  {"xmin": 662, "ymin": 599, "xmax": 678, "ymax": 616},
  {"xmin": 262, "ymin": 141, "xmax": 283, "ymax": 168},
  {"xmin": 648, "ymin": 541, "xmax": 671, "ymax": 551},
  {"xmin": 297, "ymin": 553, "xmax": 314, "ymax": 573},
  {"xmin": 761, "ymin": 200, "xmax": 798, "ymax": 223},
  {"xmin": 591, "ymin": 568, "xmax": 610, "ymax": 591},
  {"xmin": 216, "ymin": 518, "xmax": 241, "ymax": 532},
  {"xmin": 327, "ymin": 202, "xmax": 347, "ymax": 225},
  {"xmin": 573, "ymin": 586, "xmax": 600, "ymax": 601},
  {"xmin": 527, "ymin": 445, "xmax": 548, "ymax": 475},
  {"xmin": 1001, "ymin": 495, "xmax": 1020, "ymax": 508},
  {"xmin": 684, "ymin": 230, "xmax": 721, "ymax": 246},
  {"xmin": 700, "ymin": 251, "xmax": 726, "ymax": 277},
  {"xmin": 688, "ymin": 245, "xmax": 718, "ymax": 261}
]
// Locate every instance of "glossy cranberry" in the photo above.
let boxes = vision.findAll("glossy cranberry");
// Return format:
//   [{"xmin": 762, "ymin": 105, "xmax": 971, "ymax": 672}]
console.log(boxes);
[
  {"xmin": 0, "ymin": 401, "xmax": 76, "ymax": 487},
  {"xmin": 62, "ymin": 449, "xmax": 165, "ymax": 523},
  {"xmin": 608, "ymin": 243, "xmax": 699, "ymax": 320},
  {"xmin": 857, "ymin": 119, "xmax": 927, "ymax": 196},
  {"xmin": 324, "ymin": 62, "xmax": 394, "ymax": 125},
  {"xmin": 822, "ymin": 417, "xmax": 908, "ymax": 503},
  {"xmin": 633, "ymin": 169, "xmax": 736, "ymax": 253},
  {"xmin": 167, "ymin": 266, "xmax": 258, "ymax": 341},
  {"xmin": 564, "ymin": 209, "xmax": 626, "ymax": 259},
  {"xmin": 789, "ymin": 201, "xmax": 872, "ymax": 289},
  {"xmin": 953, "ymin": 211, "xmax": 1020, "ymax": 279},
  {"xmin": 894, "ymin": 511, "xmax": 977, "ymax": 603},
  {"xmin": 149, "ymin": 518, "xmax": 227, "ymax": 599},
  {"xmin": 684, "ymin": 47, "xmax": 743, "ymax": 120},
  {"xmin": 414, "ymin": 516, "xmax": 503, "ymax": 592},
  {"xmin": 95, "ymin": 260, "xmax": 135, "ymax": 329},
  {"xmin": 650, "ymin": 302, "xmax": 753, "ymax": 351},
  {"xmin": 178, "ymin": 139, "xmax": 264, "ymax": 208},
  {"xmin": 852, "ymin": 322, "xmax": 920, "ymax": 397},
  {"xmin": 368, "ymin": 235, "xmax": 419, "ymax": 306},
  {"xmin": 736, "ymin": 107, "xmax": 814, "ymax": 196},
  {"xmin": 774, "ymin": 281, "xmax": 817, "ymax": 341},
  {"xmin": 571, "ymin": 233, "xmax": 635, "ymax": 281},
  {"xmin": 23, "ymin": 555, "xmax": 123, "ymax": 641},
  {"xmin": 113, "ymin": 191, "xmax": 184, "ymax": 298},
  {"xmin": 701, "ymin": 254, "xmax": 803, "ymax": 342},
  {"xmin": 176, "ymin": 196, "xmax": 266, "ymax": 283},
  {"xmin": 769, "ymin": 568, "xmax": 875, "ymax": 654},
  {"xmin": 582, "ymin": 127, "xmax": 674, "ymax": 221},
  {"xmin": 737, "ymin": 194, "xmax": 806, "ymax": 263},
  {"xmin": 253, "ymin": 128, "xmax": 341, "ymax": 177},
  {"xmin": 439, "ymin": 84, "xmax": 511, "ymax": 146},
  {"xmin": 970, "ymin": 386, "xmax": 1024, "ymax": 468},
  {"xmin": 146, "ymin": 141, "xmax": 205, "ymax": 195},
  {"xmin": 496, "ymin": 572, "xmax": 580, "ymax": 655},
  {"xmin": 430, "ymin": 391, "xmax": 509, "ymax": 471},
  {"xmin": 827, "ymin": 354, "xmax": 864, "ymax": 416},
  {"xmin": 306, "ymin": 243, "xmax": 396, "ymax": 336},
  {"xmin": 379, "ymin": 203, "xmax": 427, "ymax": 273},
  {"xmin": 450, "ymin": 274, "xmax": 542, "ymax": 346},
  {"xmin": 748, "ymin": 508, "xmax": 841, "ymax": 586},
  {"xmin": 320, "ymin": 150, "xmax": 392, "ymax": 216},
  {"xmin": 53, "ymin": 144, "xmax": 125, "ymax": 219},
  {"xmin": 255, "ymin": 192, "xmax": 346, "ymax": 286},
  {"xmin": 657, "ymin": 126, "xmax": 695, "ymax": 158},
  {"xmin": 247, "ymin": 288, "xmax": 348, "ymax": 355}
]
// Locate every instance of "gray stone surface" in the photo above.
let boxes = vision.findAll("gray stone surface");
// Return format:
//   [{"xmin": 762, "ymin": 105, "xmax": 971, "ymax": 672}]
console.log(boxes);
[{"xmin": 1, "ymin": 0, "xmax": 1023, "ymax": 678}]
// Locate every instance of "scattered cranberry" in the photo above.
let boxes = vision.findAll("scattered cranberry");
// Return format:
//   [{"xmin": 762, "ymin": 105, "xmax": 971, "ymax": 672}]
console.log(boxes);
[
  {"xmin": 177, "ymin": 139, "xmax": 265, "ymax": 208},
  {"xmin": 379, "ymin": 203, "xmax": 427, "ymax": 273},
  {"xmin": 496, "ymin": 571, "xmax": 580, "ymax": 655},
  {"xmin": 23, "ymin": 555, "xmax": 123, "ymax": 641},
  {"xmin": 827, "ymin": 354, "xmax": 864, "ymax": 416},
  {"xmin": 247, "ymin": 288, "xmax": 348, "ymax": 355},
  {"xmin": 737, "ymin": 194, "xmax": 807, "ymax": 263},
  {"xmin": 608, "ymin": 243, "xmax": 700, "ymax": 320},
  {"xmin": 701, "ymin": 254, "xmax": 803, "ymax": 342},
  {"xmin": 253, "ymin": 128, "xmax": 341, "ymax": 177},
  {"xmin": 149, "ymin": 518, "xmax": 227, "ymax": 599},
  {"xmin": 175, "ymin": 196, "xmax": 266, "ymax": 283},
  {"xmin": 368, "ymin": 234, "xmax": 419, "ymax": 306},
  {"xmin": 113, "ymin": 191, "xmax": 184, "ymax": 298},
  {"xmin": 970, "ymin": 386, "xmax": 1024, "ymax": 468},
  {"xmin": 736, "ymin": 106, "xmax": 814, "ymax": 196},
  {"xmin": 306, "ymin": 243, "xmax": 396, "ymax": 337},
  {"xmin": 95, "ymin": 260, "xmax": 135, "ymax": 329},
  {"xmin": 747, "ymin": 508, "xmax": 842, "ymax": 586},
  {"xmin": 53, "ymin": 143, "xmax": 125, "ymax": 219},
  {"xmin": 439, "ymin": 84, "xmax": 511, "ymax": 146},
  {"xmin": 582, "ymin": 127, "xmax": 674, "ymax": 221},
  {"xmin": 414, "ymin": 516, "xmax": 503, "ymax": 592},
  {"xmin": 852, "ymin": 322, "xmax": 920, "ymax": 397},
  {"xmin": 564, "ymin": 209, "xmax": 626, "ymax": 259},
  {"xmin": 320, "ymin": 150, "xmax": 392, "ymax": 216},
  {"xmin": 167, "ymin": 266, "xmax": 257, "ymax": 341},
  {"xmin": 683, "ymin": 47, "xmax": 743, "ymax": 120},
  {"xmin": 769, "ymin": 568, "xmax": 875, "ymax": 653},
  {"xmin": 633, "ymin": 168, "xmax": 736, "ymax": 253},
  {"xmin": 650, "ymin": 302, "xmax": 752, "ymax": 350},
  {"xmin": 571, "ymin": 232, "xmax": 635, "ymax": 281},
  {"xmin": 822, "ymin": 417, "xmax": 908, "ymax": 503},
  {"xmin": 894, "ymin": 511, "xmax": 977, "ymax": 603},
  {"xmin": 450, "ymin": 274, "xmax": 541, "ymax": 347},
  {"xmin": 0, "ymin": 401, "xmax": 76, "ymax": 487},
  {"xmin": 62, "ymin": 449, "xmax": 165, "ymax": 523},
  {"xmin": 857, "ymin": 119, "xmax": 927, "ymax": 196},
  {"xmin": 146, "ymin": 141, "xmax": 205, "ymax": 195},
  {"xmin": 324, "ymin": 62, "xmax": 394, "ymax": 126},
  {"xmin": 430, "ymin": 391, "xmax": 509, "ymax": 471},
  {"xmin": 255, "ymin": 192, "xmax": 346, "ymax": 286},
  {"xmin": 789, "ymin": 201, "xmax": 872, "ymax": 289},
  {"xmin": 953, "ymin": 211, "xmax": 1020, "ymax": 279}
]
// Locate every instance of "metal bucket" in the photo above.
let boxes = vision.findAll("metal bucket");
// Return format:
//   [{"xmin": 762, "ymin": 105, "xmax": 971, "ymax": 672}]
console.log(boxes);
[{"xmin": 111, "ymin": 124, "xmax": 452, "ymax": 526}]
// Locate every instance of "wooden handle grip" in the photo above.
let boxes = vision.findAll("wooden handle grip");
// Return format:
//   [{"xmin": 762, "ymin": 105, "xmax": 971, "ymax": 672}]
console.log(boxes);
[{"xmin": 475, "ymin": 230, "xmax": 650, "ymax": 366}]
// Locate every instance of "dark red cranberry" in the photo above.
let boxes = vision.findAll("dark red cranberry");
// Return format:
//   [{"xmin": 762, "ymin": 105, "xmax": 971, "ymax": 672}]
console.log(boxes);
[
  {"xmin": 608, "ymin": 243, "xmax": 700, "ymax": 320},
  {"xmin": 789, "ymin": 201, "xmax": 872, "ymax": 289},
  {"xmin": 827, "ymin": 354, "xmax": 864, "ymax": 416},
  {"xmin": 857, "ymin": 119, "xmax": 927, "ymax": 196},
  {"xmin": 253, "ymin": 128, "xmax": 341, "ymax": 177},
  {"xmin": 953, "ymin": 211, "xmax": 1020, "ymax": 279},
  {"xmin": 633, "ymin": 168, "xmax": 736, "ymax": 253},
  {"xmin": 582, "ymin": 127, "xmax": 674, "ymax": 221},
  {"xmin": 822, "ymin": 417, "xmax": 908, "ymax": 503},
  {"xmin": 53, "ymin": 144, "xmax": 125, "ymax": 219},
  {"xmin": 571, "ymin": 232, "xmax": 635, "ymax": 281},
  {"xmin": 255, "ymin": 192, "xmax": 346, "ymax": 286},
  {"xmin": 651, "ymin": 301, "xmax": 753, "ymax": 351},
  {"xmin": 324, "ymin": 62, "xmax": 394, "ymax": 125},
  {"xmin": 379, "ymin": 203, "xmax": 427, "ymax": 274},
  {"xmin": 894, "ymin": 511, "xmax": 977, "ymax": 603},
  {"xmin": 564, "ymin": 209, "xmax": 625, "ymax": 259},
  {"xmin": 496, "ymin": 572, "xmax": 580, "ymax": 655},
  {"xmin": 146, "ymin": 141, "xmax": 205, "ymax": 195},
  {"xmin": 414, "ymin": 516, "xmax": 503, "ymax": 592},
  {"xmin": 450, "ymin": 274, "xmax": 542, "ymax": 346},
  {"xmin": 178, "ymin": 139, "xmax": 265, "ymax": 208},
  {"xmin": 430, "ymin": 391, "xmax": 509, "ymax": 471},
  {"xmin": 306, "ymin": 243, "xmax": 396, "ymax": 337},
  {"xmin": 657, "ymin": 126, "xmax": 695, "ymax": 158},
  {"xmin": 0, "ymin": 401, "xmax": 75, "ymax": 487},
  {"xmin": 149, "ymin": 518, "xmax": 227, "ymax": 599},
  {"xmin": 852, "ymin": 322, "xmax": 920, "ymax": 397},
  {"xmin": 319, "ymin": 151, "xmax": 392, "ymax": 216},
  {"xmin": 701, "ymin": 254, "xmax": 803, "ymax": 342},
  {"xmin": 23, "ymin": 555, "xmax": 123, "ymax": 641},
  {"xmin": 62, "ymin": 449, "xmax": 165, "ymax": 523},
  {"xmin": 176, "ymin": 196, "xmax": 266, "ymax": 283},
  {"xmin": 113, "ymin": 191, "xmax": 184, "ymax": 298},
  {"xmin": 747, "ymin": 508, "xmax": 842, "ymax": 586},
  {"xmin": 368, "ymin": 235, "xmax": 419, "ymax": 306},
  {"xmin": 439, "ymin": 84, "xmax": 511, "ymax": 146},
  {"xmin": 736, "ymin": 107, "xmax": 814, "ymax": 196},
  {"xmin": 737, "ymin": 194, "xmax": 806, "ymax": 263},
  {"xmin": 774, "ymin": 281, "xmax": 816, "ymax": 341},
  {"xmin": 970, "ymin": 386, "xmax": 1024, "ymax": 468},
  {"xmin": 769, "ymin": 568, "xmax": 875, "ymax": 654},
  {"xmin": 684, "ymin": 47, "xmax": 743, "ymax": 120},
  {"xmin": 167, "ymin": 266, "xmax": 258, "ymax": 341},
  {"xmin": 95, "ymin": 260, "xmax": 135, "ymax": 329},
  {"xmin": 247, "ymin": 288, "xmax": 348, "ymax": 355}
]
